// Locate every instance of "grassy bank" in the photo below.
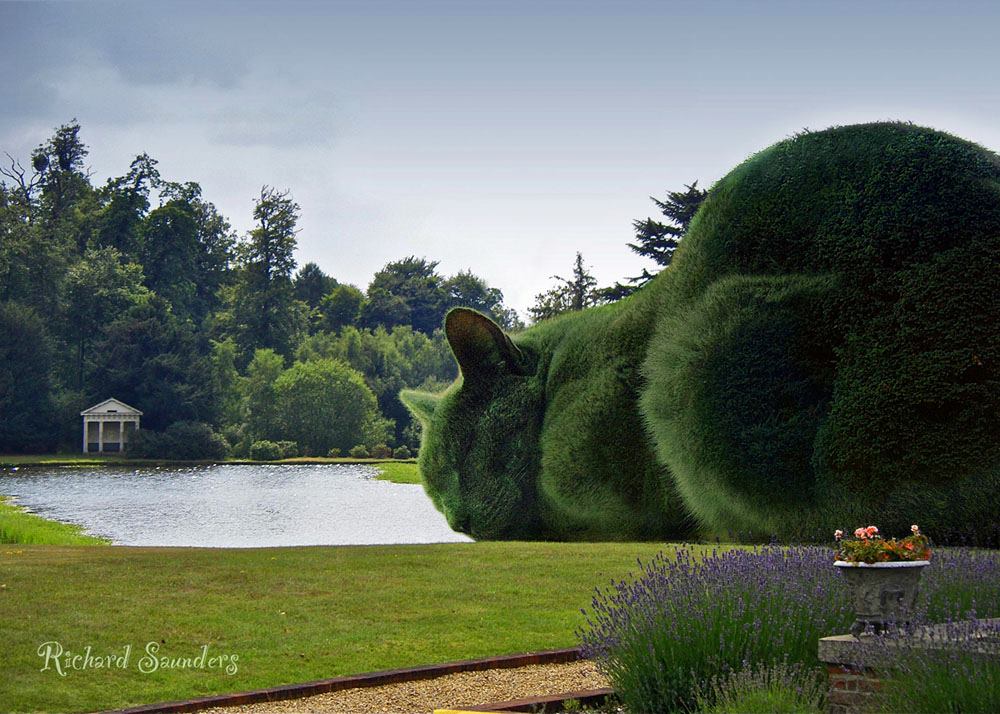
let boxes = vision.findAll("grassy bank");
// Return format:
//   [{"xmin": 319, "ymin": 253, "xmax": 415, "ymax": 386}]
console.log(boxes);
[
  {"xmin": 0, "ymin": 497, "xmax": 108, "ymax": 546},
  {"xmin": 0, "ymin": 541, "xmax": 684, "ymax": 713},
  {"xmin": 374, "ymin": 461, "xmax": 422, "ymax": 484}
]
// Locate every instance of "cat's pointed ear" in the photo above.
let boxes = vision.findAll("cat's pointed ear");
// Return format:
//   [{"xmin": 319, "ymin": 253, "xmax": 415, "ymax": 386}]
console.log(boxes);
[
  {"xmin": 445, "ymin": 308, "xmax": 527, "ymax": 380},
  {"xmin": 400, "ymin": 389, "xmax": 440, "ymax": 426}
]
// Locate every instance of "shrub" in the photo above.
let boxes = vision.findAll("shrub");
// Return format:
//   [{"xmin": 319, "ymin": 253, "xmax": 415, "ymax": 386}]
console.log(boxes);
[
  {"xmin": 348, "ymin": 445, "xmax": 370, "ymax": 458},
  {"xmin": 369, "ymin": 444, "xmax": 392, "ymax": 459},
  {"xmin": 275, "ymin": 440, "xmax": 299, "ymax": 458},
  {"xmin": 272, "ymin": 359, "xmax": 384, "ymax": 455},
  {"xmin": 129, "ymin": 421, "xmax": 228, "ymax": 460},
  {"xmin": 392, "ymin": 445, "xmax": 411, "ymax": 459},
  {"xmin": 326, "ymin": 447, "xmax": 341, "ymax": 458},
  {"xmin": 578, "ymin": 546, "xmax": 1000, "ymax": 713},
  {"xmin": 693, "ymin": 660, "xmax": 826, "ymax": 714},
  {"xmin": 250, "ymin": 440, "xmax": 283, "ymax": 461}
]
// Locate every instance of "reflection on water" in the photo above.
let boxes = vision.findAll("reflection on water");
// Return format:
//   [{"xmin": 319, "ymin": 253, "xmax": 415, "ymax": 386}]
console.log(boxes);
[{"xmin": 0, "ymin": 464, "xmax": 471, "ymax": 547}]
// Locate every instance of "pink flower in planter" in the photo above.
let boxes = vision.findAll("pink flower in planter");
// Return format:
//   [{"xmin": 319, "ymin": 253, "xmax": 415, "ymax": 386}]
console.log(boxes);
[
  {"xmin": 911, "ymin": 524, "xmax": 920, "ymax": 534},
  {"xmin": 834, "ymin": 530, "xmax": 843, "ymax": 540},
  {"xmin": 854, "ymin": 527, "xmax": 867, "ymax": 539},
  {"xmin": 865, "ymin": 525, "xmax": 879, "ymax": 538}
]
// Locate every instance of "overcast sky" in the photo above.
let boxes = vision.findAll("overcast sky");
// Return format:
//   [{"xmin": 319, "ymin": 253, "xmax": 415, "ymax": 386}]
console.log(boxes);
[{"xmin": 3, "ymin": 0, "xmax": 1000, "ymax": 315}]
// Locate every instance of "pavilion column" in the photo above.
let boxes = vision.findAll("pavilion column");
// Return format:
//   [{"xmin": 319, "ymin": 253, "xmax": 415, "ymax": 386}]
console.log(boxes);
[
  {"xmin": 98, "ymin": 420, "xmax": 104, "ymax": 453},
  {"xmin": 83, "ymin": 418, "xmax": 88, "ymax": 453}
]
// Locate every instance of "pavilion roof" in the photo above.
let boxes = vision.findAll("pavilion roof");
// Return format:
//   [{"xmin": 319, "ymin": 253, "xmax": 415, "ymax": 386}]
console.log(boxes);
[{"xmin": 80, "ymin": 398, "xmax": 143, "ymax": 416}]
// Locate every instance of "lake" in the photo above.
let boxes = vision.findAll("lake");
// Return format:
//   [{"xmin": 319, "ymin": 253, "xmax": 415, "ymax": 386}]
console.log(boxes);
[{"xmin": 0, "ymin": 464, "xmax": 472, "ymax": 547}]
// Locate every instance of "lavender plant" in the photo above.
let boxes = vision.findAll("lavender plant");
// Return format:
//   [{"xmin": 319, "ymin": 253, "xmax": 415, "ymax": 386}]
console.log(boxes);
[
  {"xmin": 692, "ymin": 659, "xmax": 826, "ymax": 714},
  {"xmin": 578, "ymin": 546, "xmax": 1000, "ymax": 714},
  {"xmin": 920, "ymin": 548, "xmax": 1000, "ymax": 621},
  {"xmin": 577, "ymin": 546, "xmax": 852, "ymax": 712}
]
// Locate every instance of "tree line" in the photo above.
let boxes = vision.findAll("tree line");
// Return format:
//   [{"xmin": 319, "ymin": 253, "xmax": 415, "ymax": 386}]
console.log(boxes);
[
  {"xmin": 0, "ymin": 122, "xmax": 520, "ymax": 456},
  {"xmin": 0, "ymin": 120, "xmax": 704, "ymax": 457}
]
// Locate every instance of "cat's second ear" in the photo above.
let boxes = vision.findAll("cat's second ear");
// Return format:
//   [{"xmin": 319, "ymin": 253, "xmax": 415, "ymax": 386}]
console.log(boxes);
[{"xmin": 445, "ymin": 308, "xmax": 528, "ymax": 380}]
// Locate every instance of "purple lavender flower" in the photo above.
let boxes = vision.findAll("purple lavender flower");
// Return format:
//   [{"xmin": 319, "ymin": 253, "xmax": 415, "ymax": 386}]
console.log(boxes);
[{"xmin": 577, "ymin": 545, "xmax": 1000, "ymax": 713}]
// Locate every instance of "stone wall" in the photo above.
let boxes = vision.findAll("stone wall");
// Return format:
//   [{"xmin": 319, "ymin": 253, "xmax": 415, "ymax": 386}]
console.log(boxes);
[{"xmin": 819, "ymin": 619, "xmax": 999, "ymax": 714}]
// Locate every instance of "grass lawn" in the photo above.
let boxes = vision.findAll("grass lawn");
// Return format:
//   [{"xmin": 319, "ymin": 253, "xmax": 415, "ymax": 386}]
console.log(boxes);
[
  {"xmin": 0, "ymin": 541, "xmax": 688, "ymax": 713},
  {"xmin": 374, "ymin": 461, "xmax": 423, "ymax": 484},
  {"xmin": 0, "ymin": 497, "xmax": 109, "ymax": 545}
]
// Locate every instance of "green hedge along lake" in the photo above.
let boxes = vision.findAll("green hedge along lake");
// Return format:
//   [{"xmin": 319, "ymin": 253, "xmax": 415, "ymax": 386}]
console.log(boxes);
[{"xmin": 0, "ymin": 464, "xmax": 471, "ymax": 546}]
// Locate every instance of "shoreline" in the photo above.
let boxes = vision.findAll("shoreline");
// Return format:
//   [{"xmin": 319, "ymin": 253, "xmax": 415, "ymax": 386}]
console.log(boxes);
[{"xmin": 1, "ymin": 456, "xmax": 417, "ymax": 469}]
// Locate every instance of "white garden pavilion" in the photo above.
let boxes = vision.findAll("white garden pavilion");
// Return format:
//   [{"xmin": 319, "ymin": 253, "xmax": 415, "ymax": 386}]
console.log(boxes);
[{"xmin": 81, "ymin": 398, "xmax": 142, "ymax": 453}]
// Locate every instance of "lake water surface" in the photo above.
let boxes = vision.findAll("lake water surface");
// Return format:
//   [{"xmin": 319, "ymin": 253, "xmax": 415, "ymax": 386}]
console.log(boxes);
[{"xmin": 0, "ymin": 464, "xmax": 471, "ymax": 547}]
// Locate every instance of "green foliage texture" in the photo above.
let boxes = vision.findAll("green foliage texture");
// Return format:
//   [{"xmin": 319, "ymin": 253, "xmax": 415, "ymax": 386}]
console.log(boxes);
[
  {"xmin": 272, "ymin": 358, "xmax": 384, "ymax": 455},
  {"xmin": 129, "ymin": 421, "xmax": 228, "ymax": 460},
  {"xmin": 405, "ymin": 123, "xmax": 1000, "ymax": 543}
]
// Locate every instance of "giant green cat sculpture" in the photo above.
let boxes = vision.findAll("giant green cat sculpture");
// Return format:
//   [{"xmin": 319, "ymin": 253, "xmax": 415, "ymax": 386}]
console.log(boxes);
[{"xmin": 402, "ymin": 123, "xmax": 1000, "ymax": 543}]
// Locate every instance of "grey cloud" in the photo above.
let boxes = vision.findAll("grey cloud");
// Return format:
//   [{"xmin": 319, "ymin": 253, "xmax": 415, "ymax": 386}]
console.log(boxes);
[{"xmin": 1, "ymin": 2, "xmax": 250, "ymax": 95}]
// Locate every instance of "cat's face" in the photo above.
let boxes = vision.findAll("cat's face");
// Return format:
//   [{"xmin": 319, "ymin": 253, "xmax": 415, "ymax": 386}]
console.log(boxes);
[{"xmin": 401, "ymin": 309, "xmax": 545, "ymax": 540}]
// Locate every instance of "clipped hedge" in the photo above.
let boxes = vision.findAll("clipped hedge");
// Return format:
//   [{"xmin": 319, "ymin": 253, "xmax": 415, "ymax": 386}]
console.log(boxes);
[
  {"xmin": 404, "ymin": 123, "xmax": 1000, "ymax": 544},
  {"xmin": 642, "ymin": 123, "xmax": 1000, "ymax": 539}
]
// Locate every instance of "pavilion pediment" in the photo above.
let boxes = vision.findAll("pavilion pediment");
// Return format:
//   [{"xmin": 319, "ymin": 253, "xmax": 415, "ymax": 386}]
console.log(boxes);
[{"xmin": 80, "ymin": 398, "xmax": 144, "ymax": 416}]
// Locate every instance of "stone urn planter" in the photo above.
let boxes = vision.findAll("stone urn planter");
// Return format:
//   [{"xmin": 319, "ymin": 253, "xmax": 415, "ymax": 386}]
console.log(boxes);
[{"xmin": 834, "ymin": 560, "xmax": 930, "ymax": 637}]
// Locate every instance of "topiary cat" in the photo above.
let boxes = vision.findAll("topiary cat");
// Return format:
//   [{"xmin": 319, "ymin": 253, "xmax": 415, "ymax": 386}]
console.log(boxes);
[{"xmin": 402, "ymin": 122, "xmax": 1000, "ymax": 543}]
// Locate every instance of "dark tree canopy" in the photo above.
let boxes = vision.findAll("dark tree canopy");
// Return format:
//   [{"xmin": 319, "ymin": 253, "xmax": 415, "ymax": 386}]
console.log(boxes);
[
  {"xmin": 445, "ymin": 270, "xmax": 523, "ymax": 331},
  {"xmin": 362, "ymin": 256, "xmax": 448, "ymax": 334},
  {"xmin": 320, "ymin": 283, "xmax": 364, "ymax": 333},
  {"xmin": 141, "ymin": 202, "xmax": 200, "ymax": 321},
  {"xmin": 294, "ymin": 262, "xmax": 338, "ymax": 310},
  {"xmin": 89, "ymin": 296, "xmax": 219, "ymax": 431},
  {"xmin": 0, "ymin": 302, "xmax": 57, "ymax": 452},
  {"xmin": 232, "ymin": 186, "xmax": 302, "ymax": 359}
]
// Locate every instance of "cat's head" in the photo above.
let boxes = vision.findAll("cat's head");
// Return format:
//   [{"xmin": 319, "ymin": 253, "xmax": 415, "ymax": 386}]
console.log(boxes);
[{"xmin": 401, "ymin": 308, "xmax": 545, "ymax": 539}]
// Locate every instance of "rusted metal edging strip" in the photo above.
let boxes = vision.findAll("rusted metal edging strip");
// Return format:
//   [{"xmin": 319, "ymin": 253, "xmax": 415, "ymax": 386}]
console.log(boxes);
[{"xmin": 98, "ymin": 647, "xmax": 581, "ymax": 714}]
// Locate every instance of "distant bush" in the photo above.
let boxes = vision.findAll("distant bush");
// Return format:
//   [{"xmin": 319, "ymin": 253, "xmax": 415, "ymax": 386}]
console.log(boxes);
[
  {"xmin": 272, "ymin": 358, "xmax": 385, "ymax": 455},
  {"xmin": 250, "ymin": 440, "xmax": 283, "ymax": 461},
  {"xmin": 326, "ymin": 447, "xmax": 341, "ymax": 458},
  {"xmin": 370, "ymin": 444, "xmax": 392, "ymax": 459},
  {"xmin": 221, "ymin": 424, "xmax": 252, "ymax": 458},
  {"xmin": 392, "ymin": 445, "xmax": 411, "ymax": 459},
  {"xmin": 348, "ymin": 445, "xmax": 369, "ymax": 458},
  {"xmin": 275, "ymin": 440, "xmax": 299, "ymax": 458},
  {"xmin": 129, "ymin": 421, "xmax": 228, "ymax": 460}
]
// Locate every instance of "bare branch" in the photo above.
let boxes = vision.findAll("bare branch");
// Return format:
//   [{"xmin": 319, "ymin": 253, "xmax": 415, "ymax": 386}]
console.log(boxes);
[{"xmin": 0, "ymin": 151, "xmax": 43, "ymax": 203}]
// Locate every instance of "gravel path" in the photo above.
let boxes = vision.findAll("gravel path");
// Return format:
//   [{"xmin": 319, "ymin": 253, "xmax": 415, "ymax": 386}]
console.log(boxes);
[{"xmin": 200, "ymin": 660, "xmax": 608, "ymax": 714}]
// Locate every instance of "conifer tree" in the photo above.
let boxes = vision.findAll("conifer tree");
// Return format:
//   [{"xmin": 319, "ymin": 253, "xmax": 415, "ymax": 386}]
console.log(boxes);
[{"xmin": 603, "ymin": 182, "xmax": 707, "ymax": 300}]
